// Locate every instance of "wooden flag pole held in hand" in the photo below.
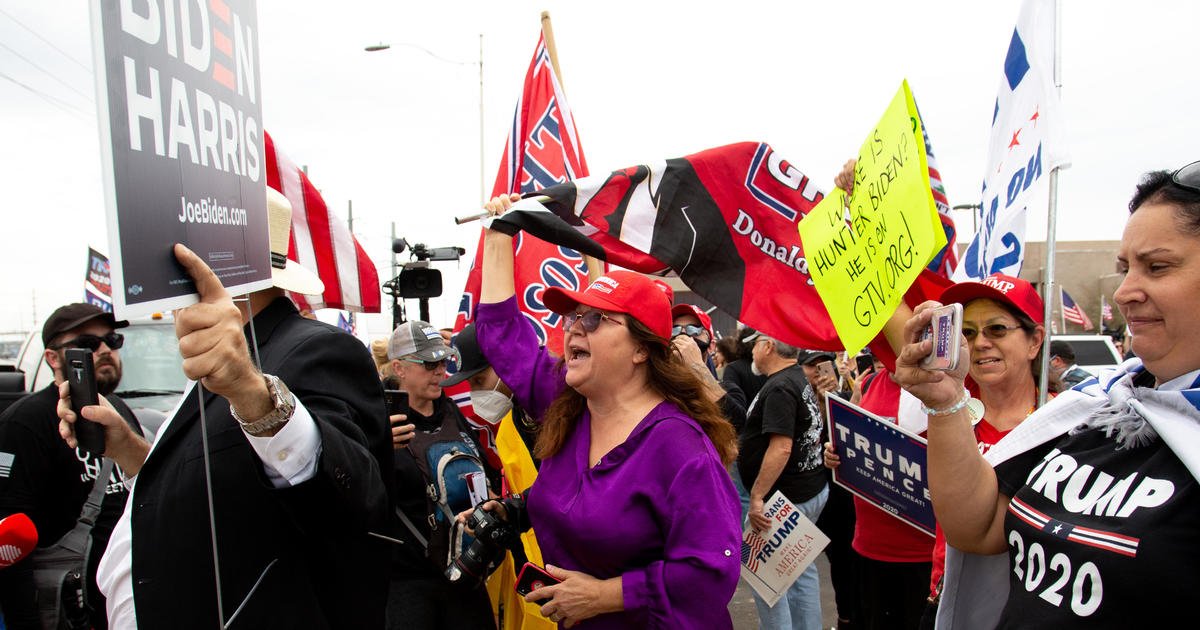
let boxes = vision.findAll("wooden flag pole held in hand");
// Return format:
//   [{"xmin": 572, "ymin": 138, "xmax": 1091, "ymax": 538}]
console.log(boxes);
[{"xmin": 540, "ymin": 11, "xmax": 604, "ymax": 284}]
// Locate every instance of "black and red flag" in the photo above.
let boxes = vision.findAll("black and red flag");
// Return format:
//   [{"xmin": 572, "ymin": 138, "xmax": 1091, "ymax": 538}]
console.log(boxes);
[{"xmin": 486, "ymin": 141, "xmax": 950, "ymax": 357}]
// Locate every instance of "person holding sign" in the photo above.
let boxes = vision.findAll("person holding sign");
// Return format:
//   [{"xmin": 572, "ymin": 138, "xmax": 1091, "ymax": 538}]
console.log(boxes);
[
  {"xmin": 463, "ymin": 193, "xmax": 742, "ymax": 629},
  {"xmin": 896, "ymin": 166, "xmax": 1200, "ymax": 628},
  {"xmin": 56, "ymin": 192, "xmax": 393, "ymax": 630},
  {"xmin": 738, "ymin": 332, "xmax": 828, "ymax": 630}
]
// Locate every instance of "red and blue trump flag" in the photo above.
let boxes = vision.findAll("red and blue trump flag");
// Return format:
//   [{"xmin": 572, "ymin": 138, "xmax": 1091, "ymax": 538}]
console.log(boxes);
[
  {"xmin": 451, "ymin": 32, "xmax": 591, "ymax": 465},
  {"xmin": 484, "ymin": 142, "xmax": 951, "ymax": 356},
  {"xmin": 455, "ymin": 33, "xmax": 591, "ymax": 353}
]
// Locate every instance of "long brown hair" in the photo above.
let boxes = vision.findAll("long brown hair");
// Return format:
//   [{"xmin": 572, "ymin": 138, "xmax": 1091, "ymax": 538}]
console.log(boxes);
[{"xmin": 535, "ymin": 317, "xmax": 739, "ymax": 466}]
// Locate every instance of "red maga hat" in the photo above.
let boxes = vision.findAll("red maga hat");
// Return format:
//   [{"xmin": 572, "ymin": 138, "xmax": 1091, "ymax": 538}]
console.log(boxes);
[
  {"xmin": 670, "ymin": 303, "xmax": 714, "ymax": 341},
  {"xmin": 544, "ymin": 271, "xmax": 672, "ymax": 340},
  {"xmin": 939, "ymin": 273, "xmax": 1044, "ymax": 325}
]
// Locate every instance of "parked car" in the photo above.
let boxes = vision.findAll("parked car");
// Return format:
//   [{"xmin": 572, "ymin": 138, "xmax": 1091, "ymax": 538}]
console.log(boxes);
[
  {"xmin": 9, "ymin": 314, "xmax": 185, "ymax": 437},
  {"xmin": 1050, "ymin": 334, "xmax": 1122, "ymax": 379}
]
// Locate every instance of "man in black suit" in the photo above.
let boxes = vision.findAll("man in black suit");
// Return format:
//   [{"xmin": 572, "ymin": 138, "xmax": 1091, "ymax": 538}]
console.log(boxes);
[{"xmin": 58, "ymin": 191, "xmax": 393, "ymax": 629}]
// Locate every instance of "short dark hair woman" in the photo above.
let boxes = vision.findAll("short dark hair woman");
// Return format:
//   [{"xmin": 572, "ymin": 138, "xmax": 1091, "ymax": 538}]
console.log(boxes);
[{"xmin": 898, "ymin": 163, "xmax": 1200, "ymax": 628}]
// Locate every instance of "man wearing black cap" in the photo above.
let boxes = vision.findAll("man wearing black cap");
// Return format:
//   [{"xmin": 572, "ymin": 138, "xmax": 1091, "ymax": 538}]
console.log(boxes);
[
  {"xmin": 0, "ymin": 303, "xmax": 143, "ymax": 629},
  {"xmin": 440, "ymin": 324, "xmax": 532, "ymax": 445},
  {"xmin": 738, "ymin": 332, "xmax": 829, "ymax": 630},
  {"xmin": 1049, "ymin": 340, "xmax": 1093, "ymax": 388}
]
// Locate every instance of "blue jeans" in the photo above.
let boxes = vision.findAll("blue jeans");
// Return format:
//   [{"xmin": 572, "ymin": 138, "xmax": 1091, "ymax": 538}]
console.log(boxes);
[
  {"xmin": 729, "ymin": 464, "xmax": 752, "ymax": 521},
  {"xmin": 752, "ymin": 483, "xmax": 829, "ymax": 630}
]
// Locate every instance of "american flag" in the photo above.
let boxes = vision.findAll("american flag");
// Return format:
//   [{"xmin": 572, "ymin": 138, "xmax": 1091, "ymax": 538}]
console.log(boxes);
[
  {"xmin": 915, "ymin": 100, "xmax": 957, "ymax": 279},
  {"xmin": 264, "ymin": 132, "xmax": 382, "ymax": 314},
  {"xmin": 741, "ymin": 531, "xmax": 768, "ymax": 573},
  {"xmin": 1101, "ymin": 295, "xmax": 1113, "ymax": 322},
  {"xmin": 1061, "ymin": 288, "xmax": 1094, "ymax": 330},
  {"xmin": 1009, "ymin": 496, "xmax": 1139, "ymax": 557}
]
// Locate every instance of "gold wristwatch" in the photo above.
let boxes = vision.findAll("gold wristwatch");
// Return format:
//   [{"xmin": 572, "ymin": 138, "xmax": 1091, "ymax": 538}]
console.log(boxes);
[{"xmin": 231, "ymin": 374, "xmax": 295, "ymax": 435}]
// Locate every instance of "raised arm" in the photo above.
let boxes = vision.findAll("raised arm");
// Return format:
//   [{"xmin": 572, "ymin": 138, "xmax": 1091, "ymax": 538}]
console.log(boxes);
[
  {"xmin": 475, "ymin": 193, "xmax": 565, "ymax": 418},
  {"xmin": 894, "ymin": 302, "xmax": 1008, "ymax": 554},
  {"xmin": 480, "ymin": 193, "xmax": 522, "ymax": 304}
]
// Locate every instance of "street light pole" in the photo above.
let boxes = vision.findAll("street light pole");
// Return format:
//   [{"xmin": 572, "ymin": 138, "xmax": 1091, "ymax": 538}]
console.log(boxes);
[{"xmin": 365, "ymin": 38, "xmax": 486, "ymax": 205}]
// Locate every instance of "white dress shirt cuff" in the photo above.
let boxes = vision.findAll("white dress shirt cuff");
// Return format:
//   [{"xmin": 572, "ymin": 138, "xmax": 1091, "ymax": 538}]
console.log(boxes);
[{"xmin": 243, "ymin": 399, "xmax": 322, "ymax": 487}]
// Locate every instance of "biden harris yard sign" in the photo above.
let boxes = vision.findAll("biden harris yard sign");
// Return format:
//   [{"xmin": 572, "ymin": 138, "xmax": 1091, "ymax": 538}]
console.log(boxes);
[{"xmin": 91, "ymin": 0, "xmax": 270, "ymax": 317}]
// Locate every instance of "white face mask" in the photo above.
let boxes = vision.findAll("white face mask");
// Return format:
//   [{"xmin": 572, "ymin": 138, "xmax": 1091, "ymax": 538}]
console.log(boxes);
[{"xmin": 470, "ymin": 386, "xmax": 513, "ymax": 424}]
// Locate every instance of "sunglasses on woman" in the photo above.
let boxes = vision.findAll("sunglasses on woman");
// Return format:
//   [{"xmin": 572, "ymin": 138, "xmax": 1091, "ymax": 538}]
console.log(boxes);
[
  {"xmin": 1173, "ymin": 160, "xmax": 1200, "ymax": 193},
  {"xmin": 961, "ymin": 323, "xmax": 1023, "ymax": 341},
  {"xmin": 402, "ymin": 358, "xmax": 447, "ymax": 371},
  {"xmin": 563, "ymin": 310, "xmax": 625, "ymax": 333},
  {"xmin": 51, "ymin": 332, "xmax": 124, "ymax": 351}
]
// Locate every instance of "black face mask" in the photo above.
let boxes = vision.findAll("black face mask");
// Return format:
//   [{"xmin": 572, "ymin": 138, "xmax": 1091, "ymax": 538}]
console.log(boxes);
[{"xmin": 694, "ymin": 338, "xmax": 711, "ymax": 354}]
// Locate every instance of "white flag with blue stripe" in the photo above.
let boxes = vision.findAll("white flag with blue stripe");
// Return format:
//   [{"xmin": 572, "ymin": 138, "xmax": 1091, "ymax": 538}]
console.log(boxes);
[{"xmin": 955, "ymin": 0, "xmax": 1071, "ymax": 281}]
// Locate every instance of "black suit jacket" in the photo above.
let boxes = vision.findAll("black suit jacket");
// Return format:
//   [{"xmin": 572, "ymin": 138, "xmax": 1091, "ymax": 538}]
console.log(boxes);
[{"xmin": 128, "ymin": 298, "xmax": 393, "ymax": 629}]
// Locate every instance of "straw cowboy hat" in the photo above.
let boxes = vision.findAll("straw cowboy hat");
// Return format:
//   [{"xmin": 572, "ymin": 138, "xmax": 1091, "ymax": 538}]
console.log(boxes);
[{"xmin": 267, "ymin": 187, "xmax": 325, "ymax": 296}]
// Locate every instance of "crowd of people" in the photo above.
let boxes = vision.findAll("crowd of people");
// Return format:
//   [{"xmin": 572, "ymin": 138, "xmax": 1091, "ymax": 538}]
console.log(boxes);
[{"xmin": 1, "ymin": 160, "xmax": 1197, "ymax": 629}]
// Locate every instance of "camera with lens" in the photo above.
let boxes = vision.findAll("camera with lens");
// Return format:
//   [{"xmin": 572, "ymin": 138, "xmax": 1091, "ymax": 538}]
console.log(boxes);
[{"xmin": 445, "ymin": 500, "xmax": 523, "ymax": 585}]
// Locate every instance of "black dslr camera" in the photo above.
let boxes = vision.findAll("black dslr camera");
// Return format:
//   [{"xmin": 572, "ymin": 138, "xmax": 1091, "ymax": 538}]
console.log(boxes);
[{"xmin": 445, "ymin": 498, "xmax": 525, "ymax": 585}]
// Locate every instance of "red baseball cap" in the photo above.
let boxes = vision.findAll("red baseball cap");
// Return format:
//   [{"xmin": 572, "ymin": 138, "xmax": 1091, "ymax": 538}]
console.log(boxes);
[
  {"xmin": 939, "ymin": 273, "xmax": 1044, "ymax": 325},
  {"xmin": 670, "ymin": 304, "xmax": 714, "ymax": 341},
  {"xmin": 544, "ymin": 271, "xmax": 673, "ymax": 340}
]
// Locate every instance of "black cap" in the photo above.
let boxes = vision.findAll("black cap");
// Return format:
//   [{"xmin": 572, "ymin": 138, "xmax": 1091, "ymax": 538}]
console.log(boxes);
[
  {"xmin": 799, "ymin": 350, "xmax": 837, "ymax": 365},
  {"xmin": 1049, "ymin": 339, "xmax": 1076, "ymax": 362},
  {"xmin": 42, "ymin": 303, "xmax": 128, "ymax": 347},
  {"xmin": 439, "ymin": 324, "xmax": 490, "ymax": 387}
]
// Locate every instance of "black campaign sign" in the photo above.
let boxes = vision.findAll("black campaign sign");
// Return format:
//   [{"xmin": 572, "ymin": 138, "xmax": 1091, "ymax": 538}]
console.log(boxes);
[{"xmin": 91, "ymin": 0, "xmax": 271, "ymax": 316}]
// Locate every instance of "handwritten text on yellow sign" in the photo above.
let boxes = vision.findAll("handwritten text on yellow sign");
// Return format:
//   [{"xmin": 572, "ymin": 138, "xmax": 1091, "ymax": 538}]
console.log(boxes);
[{"xmin": 798, "ymin": 81, "xmax": 945, "ymax": 355}]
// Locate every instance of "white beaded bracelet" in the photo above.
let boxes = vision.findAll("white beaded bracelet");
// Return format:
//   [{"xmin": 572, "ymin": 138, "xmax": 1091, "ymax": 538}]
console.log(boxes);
[{"xmin": 921, "ymin": 389, "xmax": 971, "ymax": 417}]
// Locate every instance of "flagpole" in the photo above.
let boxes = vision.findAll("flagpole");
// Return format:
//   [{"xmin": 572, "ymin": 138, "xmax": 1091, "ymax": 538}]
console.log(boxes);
[
  {"xmin": 1037, "ymin": 0, "xmax": 1062, "ymax": 407},
  {"xmin": 1059, "ymin": 288, "xmax": 1066, "ymax": 335},
  {"xmin": 540, "ymin": 11, "xmax": 604, "ymax": 284},
  {"xmin": 478, "ymin": 33, "xmax": 485, "ymax": 207}
]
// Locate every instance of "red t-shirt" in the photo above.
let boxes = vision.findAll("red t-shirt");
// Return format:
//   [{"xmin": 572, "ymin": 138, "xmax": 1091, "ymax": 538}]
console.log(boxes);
[{"xmin": 851, "ymin": 370, "xmax": 936, "ymax": 562}]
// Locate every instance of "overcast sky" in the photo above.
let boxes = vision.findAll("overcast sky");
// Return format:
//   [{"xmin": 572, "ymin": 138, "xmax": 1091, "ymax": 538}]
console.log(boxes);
[{"xmin": 2, "ymin": 0, "xmax": 1197, "ymax": 338}]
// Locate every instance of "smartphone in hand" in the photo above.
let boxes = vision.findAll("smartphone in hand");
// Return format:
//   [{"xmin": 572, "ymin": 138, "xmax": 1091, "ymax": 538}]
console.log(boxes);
[
  {"xmin": 65, "ymin": 348, "xmax": 106, "ymax": 455},
  {"xmin": 920, "ymin": 303, "xmax": 963, "ymax": 372},
  {"xmin": 515, "ymin": 562, "xmax": 561, "ymax": 604},
  {"xmin": 816, "ymin": 361, "xmax": 836, "ymax": 383},
  {"xmin": 384, "ymin": 389, "xmax": 409, "ymax": 417}
]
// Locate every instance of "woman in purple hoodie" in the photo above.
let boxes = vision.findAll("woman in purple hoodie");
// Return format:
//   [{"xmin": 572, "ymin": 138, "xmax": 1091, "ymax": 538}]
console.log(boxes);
[{"xmin": 465, "ymin": 193, "xmax": 742, "ymax": 628}]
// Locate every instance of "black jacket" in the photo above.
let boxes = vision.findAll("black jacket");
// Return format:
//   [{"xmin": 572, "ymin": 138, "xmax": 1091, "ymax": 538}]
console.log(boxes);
[{"xmin": 127, "ymin": 298, "xmax": 393, "ymax": 629}]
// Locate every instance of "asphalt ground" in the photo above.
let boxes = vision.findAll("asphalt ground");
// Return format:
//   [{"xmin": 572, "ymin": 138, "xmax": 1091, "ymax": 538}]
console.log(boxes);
[{"xmin": 728, "ymin": 554, "xmax": 839, "ymax": 629}]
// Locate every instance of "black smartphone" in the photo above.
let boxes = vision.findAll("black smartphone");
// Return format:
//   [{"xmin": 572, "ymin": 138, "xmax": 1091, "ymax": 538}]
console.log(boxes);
[
  {"xmin": 383, "ymin": 389, "xmax": 409, "ymax": 417},
  {"xmin": 65, "ymin": 348, "xmax": 105, "ymax": 455},
  {"xmin": 855, "ymin": 353, "xmax": 875, "ymax": 375},
  {"xmin": 515, "ymin": 562, "xmax": 561, "ymax": 603}
]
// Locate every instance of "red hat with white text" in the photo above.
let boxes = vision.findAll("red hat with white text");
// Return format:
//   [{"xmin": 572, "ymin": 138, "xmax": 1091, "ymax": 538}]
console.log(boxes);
[
  {"xmin": 544, "ymin": 271, "xmax": 672, "ymax": 340},
  {"xmin": 939, "ymin": 273, "xmax": 1044, "ymax": 324}
]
